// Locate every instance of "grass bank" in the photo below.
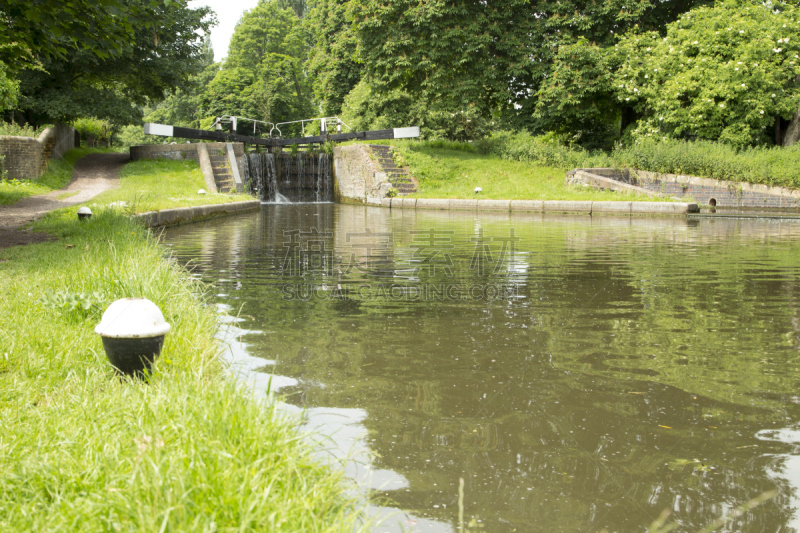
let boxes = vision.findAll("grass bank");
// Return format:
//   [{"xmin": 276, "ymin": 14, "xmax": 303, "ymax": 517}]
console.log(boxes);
[
  {"xmin": 346, "ymin": 139, "xmax": 666, "ymax": 201},
  {"xmin": 391, "ymin": 143, "xmax": 665, "ymax": 201},
  {"xmin": 92, "ymin": 158, "xmax": 252, "ymax": 213},
  {"xmin": 347, "ymin": 132, "xmax": 800, "ymax": 197},
  {"xmin": 0, "ymin": 166, "xmax": 363, "ymax": 529}
]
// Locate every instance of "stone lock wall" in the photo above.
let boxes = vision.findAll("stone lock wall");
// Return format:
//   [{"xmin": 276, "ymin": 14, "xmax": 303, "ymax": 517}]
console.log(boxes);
[
  {"xmin": 0, "ymin": 125, "xmax": 76, "ymax": 180},
  {"xmin": 332, "ymin": 144, "xmax": 392, "ymax": 204}
]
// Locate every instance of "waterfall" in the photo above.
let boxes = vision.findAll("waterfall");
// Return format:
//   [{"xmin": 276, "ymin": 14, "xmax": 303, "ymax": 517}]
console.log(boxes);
[
  {"xmin": 316, "ymin": 153, "xmax": 329, "ymax": 202},
  {"xmin": 296, "ymin": 153, "xmax": 305, "ymax": 195},
  {"xmin": 244, "ymin": 150, "xmax": 330, "ymax": 203},
  {"xmin": 265, "ymin": 153, "xmax": 278, "ymax": 202},
  {"xmin": 246, "ymin": 153, "xmax": 262, "ymax": 199},
  {"xmin": 245, "ymin": 152, "xmax": 278, "ymax": 202}
]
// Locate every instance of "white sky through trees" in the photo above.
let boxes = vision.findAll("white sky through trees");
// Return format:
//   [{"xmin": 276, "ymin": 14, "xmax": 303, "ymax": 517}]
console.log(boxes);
[{"xmin": 191, "ymin": 0, "xmax": 259, "ymax": 62}]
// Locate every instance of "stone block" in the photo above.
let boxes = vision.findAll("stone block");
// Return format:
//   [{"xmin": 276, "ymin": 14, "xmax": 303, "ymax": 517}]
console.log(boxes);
[
  {"xmin": 397, "ymin": 197, "xmax": 417, "ymax": 209},
  {"xmin": 381, "ymin": 198, "xmax": 392, "ymax": 208},
  {"xmin": 543, "ymin": 201, "xmax": 592, "ymax": 213},
  {"xmin": 476, "ymin": 200, "xmax": 511, "ymax": 211},
  {"xmin": 509, "ymin": 200, "xmax": 544, "ymax": 212},
  {"xmin": 630, "ymin": 202, "xmax": 696, "ymax": 214},
  {"xmin": 592, "ymin": 201, "xmax": 631, "ymax": 214},
  {"xmin": 449, "ymin": 199, "xmax": 477, "ymax": 210},
  {"xmin": 416, "ymin": 198, "xmax": 450, "ymax": 210}
]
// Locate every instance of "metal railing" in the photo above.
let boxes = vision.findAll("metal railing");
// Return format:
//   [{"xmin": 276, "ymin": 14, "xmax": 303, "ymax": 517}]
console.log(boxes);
[{"xmin": 211, "ymin": 115, "xmax": 353, "ymax": 139}]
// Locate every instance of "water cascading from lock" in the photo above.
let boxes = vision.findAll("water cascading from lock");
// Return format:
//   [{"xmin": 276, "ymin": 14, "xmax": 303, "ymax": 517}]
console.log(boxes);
[
  {"xmin": 316, "ymin": 153, "xmax": 329, "ymax": 202},
  {"xmin": 246, "ymin": 150, "xmax": 331, "ymax": 203}
]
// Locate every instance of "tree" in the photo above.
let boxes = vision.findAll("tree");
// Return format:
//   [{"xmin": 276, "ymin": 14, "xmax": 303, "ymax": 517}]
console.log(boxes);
[
  {"xmin": 0, "ymin": 0, "xmax": 137, "ymax": 66},
  {"xmin": 13, "ymin": 0, "xmax": 214, "ymax": 125},
  {"xmin": 349, "ymin": 0, "xmax": 707, "ymax": 125},
  {"xmin": 612, "ymin": 1, "xmax": 800, "ymax": 146},
  {"xmin": 533, "ymin": 40, "xmax": 621, "ymax": 149},
  {"xmin": 144, "ymin": 35, "xmax": 218, "ymax": 129},
  {"xmin": 305, "ymin": 0, "xmax": 363, "ymax": 116},
  {"xmin": 201, "ymin": 0, "xmax": 313, "ymax": 136}
]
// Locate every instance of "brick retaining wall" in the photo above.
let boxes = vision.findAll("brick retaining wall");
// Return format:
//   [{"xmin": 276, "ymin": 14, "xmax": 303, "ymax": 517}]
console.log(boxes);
[{"xmin": 0, "ymin": 125, "xmax": 76, "ymax": 180}]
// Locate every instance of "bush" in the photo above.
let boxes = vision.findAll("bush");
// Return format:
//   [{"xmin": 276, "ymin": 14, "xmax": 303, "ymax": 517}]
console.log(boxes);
[
  {"xmin": 485, "ymin": 130, "xmax": 800, "ymax": 187},
  {"xmin": 0, "ymin": 122, "xmax": 41, "ymax": 137},
  {"xmin": 73, "ymin": 117, "xmax": 112, "ymax": 145},
  {"xmin": 614, "ymin": 139, "xmax": 800, "ymax": 187}
]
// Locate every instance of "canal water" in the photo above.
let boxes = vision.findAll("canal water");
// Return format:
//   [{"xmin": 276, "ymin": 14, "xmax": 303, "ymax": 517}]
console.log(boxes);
[{"xmin": 163, "ymin": 204, "xmax": 800, "ymax": 532}]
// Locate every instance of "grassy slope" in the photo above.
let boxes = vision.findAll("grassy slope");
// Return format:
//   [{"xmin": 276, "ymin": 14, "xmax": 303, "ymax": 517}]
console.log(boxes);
[
  {"xmin": 400, "ymin": 146, "xmax": 668, "ymax": 201},
  {"xmin": 345, "ymin": 140, "xmax": 668, "ymax": 201},
  {"xmin": 0, "ymin": 170, "xmax": 363, "ymax": 529},
  {"xmin": 96, "ymin": 158, "xmax": 253, "ymax": 213}
]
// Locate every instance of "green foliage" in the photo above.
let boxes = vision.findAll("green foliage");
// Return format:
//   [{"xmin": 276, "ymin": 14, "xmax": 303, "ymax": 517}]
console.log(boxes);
[
  {"xmin": 0, "ymin": 61, "xmax": 18, "ymax": 111},
  {"xmin": 533, "ymin": 39, "xmax": 622, "ymax": 149},
  {"xmin": 72, "ymin": 117, "xmax": 111, "ymax": 141},
  {"xmin": 305, "ymin": 0, "xmax": 363, "ymax": 115},
  {"xmin": 385, "ymin": 187, "xmax": 398, "ymax": 197},
  {"xmin": 614, "ymin": 139, "xmax": 800, "ymax": 186},
  {"xmin": 340, "ymin": 79, "xmax": 492, "ymax": 140},
  {"xmin": 14, "ymin": 0, "xmax": 214, "ymax": 126},
  {"xmin": 36, "ymin": 289, "xmax": 107, "ymax": 321},
  {"xmin": 0, "ymin": 209, "xmax": 366, "ymax": 531},
  {"xmin": 0, "ymin": 121, "xmax": 38, "ymax": 137},
  {"xmin": 0, "ymin": 0, "xmax": 152, "ymax": 67},
  {"xmin": 612, "ymin": 1, "xmax": 800, "ymax": 147},
  {"xmin": 481, "ymin": 130, "xmax": 800, "ymax": 187},
  {"xmin": 140, "ymin": 36, "xmax": 218, "ymax": 131},
  {"xmin": 478, "ymin": 130, "xmax": 614, "ymax": 169},
  {"xmin": 0, "ymin": 177, "xmax": 43, "ymax": 205},
  {"xmin": 201, "ymin": 0, "xmax": 311, "ymax": 136},
  {"xmin": 349, "ymin": 0, "xmax": 703, "ymax": 124}
]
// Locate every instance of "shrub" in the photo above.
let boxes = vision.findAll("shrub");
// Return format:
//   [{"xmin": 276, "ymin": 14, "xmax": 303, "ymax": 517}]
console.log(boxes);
[
  {"xmin": 0, "ymin": 122, "xmax": 40, "ymax": 137},
  {"xmin": 73, "ymin": 117, "xmax": 112, "ymax": 144},
  {"xmin": 485, "ymin": 130, "xmax": 800, "ymax": 187}
]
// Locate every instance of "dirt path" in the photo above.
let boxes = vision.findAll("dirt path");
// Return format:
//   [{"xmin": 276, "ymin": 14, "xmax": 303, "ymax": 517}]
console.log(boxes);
[{"xmin": 0, "ymin": 152, "xmax": 129, "ymax": 249}]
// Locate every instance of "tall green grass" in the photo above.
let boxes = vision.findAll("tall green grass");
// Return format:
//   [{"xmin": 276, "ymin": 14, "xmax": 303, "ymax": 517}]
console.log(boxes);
[
  {"xmin": 0, "ymin": 210, "xmax": 365, "ymax": 531},
  {"xmin": 481, "ymin": 131, "xmax": 800, "ymax": 188}
]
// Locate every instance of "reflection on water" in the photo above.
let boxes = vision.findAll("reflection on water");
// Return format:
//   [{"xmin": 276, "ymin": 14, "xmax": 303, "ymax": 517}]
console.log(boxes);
[{"xmin": 164, "ymin": 204, "xmax": 800, "ymax": 532}]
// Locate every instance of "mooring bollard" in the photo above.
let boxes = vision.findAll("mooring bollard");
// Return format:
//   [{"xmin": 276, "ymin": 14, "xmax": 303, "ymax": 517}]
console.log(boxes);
[
  {"xmin": 95, "ymin": 298, "xmax": 171, "ymax": 376},
  {"xmin": 78, "ymin": 207, "xmax": 92, "ymax": 220}
]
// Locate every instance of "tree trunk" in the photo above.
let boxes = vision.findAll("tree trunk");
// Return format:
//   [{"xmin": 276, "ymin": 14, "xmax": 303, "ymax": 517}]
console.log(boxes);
[
  {"xmin": 290, "ymin": 67, "xmax": 303, "ymax": 104},
  {"xmin": 783, "ymin": 107, "xmax": 800, "ymax": 147}
]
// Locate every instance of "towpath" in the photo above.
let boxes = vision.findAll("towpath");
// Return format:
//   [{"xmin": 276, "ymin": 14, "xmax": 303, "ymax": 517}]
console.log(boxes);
[{"xmin": 0, "ymin": 152, "xmax": 128, "ymax": 249}]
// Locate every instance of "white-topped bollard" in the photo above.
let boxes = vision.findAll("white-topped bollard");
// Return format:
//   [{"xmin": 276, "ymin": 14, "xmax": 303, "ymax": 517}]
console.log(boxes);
[
  {"xmin": 197, "ymin": 189, "xmax": 206, "ymax": 195},
  {"xmin": 78, "ymin": 207, "xmax": 92, "ymax": 220},
  {"xmin": 95, "ymin": 298, "xmax": 171, "ymax": 376},
  {"xmin": 474, "ymin": 187, "xmax": 482, "ymax": 194}
]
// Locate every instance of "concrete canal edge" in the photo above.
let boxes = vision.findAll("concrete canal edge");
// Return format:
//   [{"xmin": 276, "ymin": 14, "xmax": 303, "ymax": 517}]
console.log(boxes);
[
  {"xmin": 128, "ymin": 199, "xmax": 697, "ymax": 228},
  {"xmin": 132, "ymin": 200, "xmax": 261, "ymax": 228},
  {"xmin": 376, "ymin": 198, "xmax": 700, "ymax": 216}
]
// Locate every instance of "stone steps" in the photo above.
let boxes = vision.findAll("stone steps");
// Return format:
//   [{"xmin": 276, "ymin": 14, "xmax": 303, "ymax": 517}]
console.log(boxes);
[
  {"xmin": 368, "ymin": 145, "xmax": 417, "ymax": 195},
  {"xmin": 209, "ymin": 154, "xmax": 233, "ymax": 192}
]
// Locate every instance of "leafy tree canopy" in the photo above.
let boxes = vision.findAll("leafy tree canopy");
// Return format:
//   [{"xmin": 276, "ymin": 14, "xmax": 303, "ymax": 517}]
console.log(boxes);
[
  {"xmin": 612, "ymin": 1, "xmax": 800, "ymax": 146},
  {"xmin": 348, "ymin": 0, "xmax": 707, "ymax": 122},
  {"xmin": 201, "ymin": 0, "xmax": 313, "ymax": 136},
  {"xmin": 14, "ymin": 0, "xmax": 213, "ymax": 125},
  {"xmin": 305, "ymin": 0, "xmax": 362, "ymax": 116}
]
